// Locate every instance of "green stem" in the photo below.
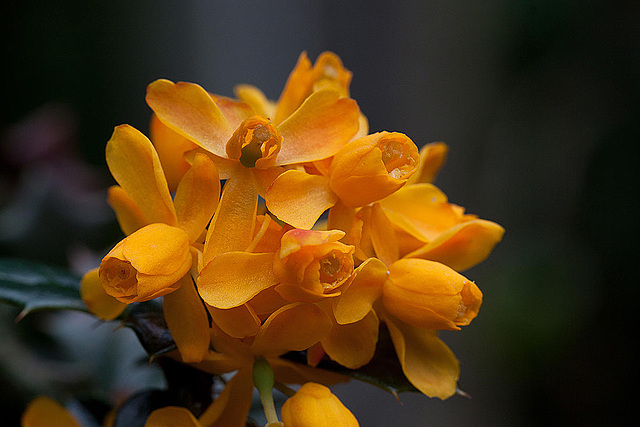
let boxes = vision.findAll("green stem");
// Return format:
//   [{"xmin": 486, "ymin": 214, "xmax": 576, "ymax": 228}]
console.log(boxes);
[{"xmin": 253, "ymin": 357, "xmax": 280, "ymax": 425}]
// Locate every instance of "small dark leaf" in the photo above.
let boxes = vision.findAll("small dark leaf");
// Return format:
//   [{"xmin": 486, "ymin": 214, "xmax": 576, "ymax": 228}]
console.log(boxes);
[
  {"xmin": 120, "ymin": 301, "xmax": 176, "ymax": 357},
  {"xmin": 0, "ymin": 258, "xmax": 87, "ymax": 318},
  {"xmin": 283, "ymin": 323, "xmax": 418, "ymax": 396}
]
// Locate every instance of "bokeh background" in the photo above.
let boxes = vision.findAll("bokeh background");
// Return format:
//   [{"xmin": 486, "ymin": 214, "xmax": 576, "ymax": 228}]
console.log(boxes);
[{"xmin": 2, "ymin": 1, "xmax": 638, "ymax": 425}]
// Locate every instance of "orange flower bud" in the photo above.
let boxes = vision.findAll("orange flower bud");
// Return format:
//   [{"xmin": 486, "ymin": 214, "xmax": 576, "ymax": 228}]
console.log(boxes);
[
  {"xmin": 311, "ymin": 52, "xmax": 352, "ymax": 97},
  {"xmin": 280, "ymin": 382, "xmax": 359, "ymax": 427},
  {"xmin": 274, "ymin": 230, "xmax": 355, "ymax": 301},
  {"xmin": 225, "ymin": 116, "xmax": 282, "ymax": 169},
  {"xmin": 383, "ymin": 258, "xmax": 482, "ymax": 331},
  {"xmin": 99, "ymin": 223, "xmax": 192, "ymax": 303},
  {"xmin": 329, "ymin": 132, "xmax": 419, "ymax": 207}
]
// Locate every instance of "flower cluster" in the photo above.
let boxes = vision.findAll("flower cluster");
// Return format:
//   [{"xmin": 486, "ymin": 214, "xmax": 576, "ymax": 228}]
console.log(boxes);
[{"xmin": 75, "ymin": 52, "xmax": 503, "ymax": 426}]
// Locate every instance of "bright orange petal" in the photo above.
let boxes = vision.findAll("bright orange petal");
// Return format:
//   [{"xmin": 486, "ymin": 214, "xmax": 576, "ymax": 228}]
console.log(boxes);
[
  {"xmin": 198, "ymin": 368, "xmax": 254, "ymax": 427},
  {"xmin": 332, "ymin": 258, "xmax": 387, "ymax": 325},
  {"xmin": 21, "ymin": 396, "xmax": 80, "ymax": 427},
  {"xmin": 265, "ymin": 170, "xmax": 337, "ymax": 229},
  {"xmin": 80, "ymin": 268, "xmax": 127, "ymax": 320},
  {"xmin": 274, "ymin": 51, "xmax": 314, "ymax": 125},
  {"xmin": 234, "ymin": 84, "xmax": 277, "ymax": 119},
  {"xmin": 251, "ymin": 303, "xmax": 332, "ymax": 356},
  {"xmin": 163, "ymin": 274, "xmax": 210, "ymax": 363},
  {"xmin": 276, "ymin": 90, "xmax": 360, "ymax": 165},
  {"xmin": 146, "ymin": 79, "xmax": 233, "ymax": 157},
  {"xmin": 322, "ymin": 310, "xmax": 378, "ymax": 369},
  {"xmin": 327, "ymin": 201, "xmax": 356, "ymax": 238},
  {"xmin": 174, "ymin": 152, "xmax": 220, "ymax": 243},
  {"xmin": 405, "ymin": 219, "xmax": 505, "ymax": 271},
  {"xmin": 208, "ymin": 304, "xmax": 260, "ymax": 338},
  {"xmin": 202, "ymin": 169, "xmax": 258, "ymax": 265},
  {"xmin": 107, "ymin": 185, "xmax": 148, "ymax": 235},
  {"xmin": 407, "ymin": 141, "xmax": 448, "ymax": 185},
  {"xmin": 106, "ymin": 125, "xmax": 177, "ymax": 226},
  {"xmin": 198, "ymin": 252, "xmax": 278, "ymax": 309},
  {"xmin": 145, "ymin": 407, "xmax": 200, "ymax": 427},
  {"xmin": 384, "ymin": 315, "xmax": 459, "ymax": 399},
  {"xmin": 369, "ymin": 203, "xmax": 399, "ymax": 266},
  {"xmin": 149, "ymin": 114, "xmax": 198, "ymax": 192}
]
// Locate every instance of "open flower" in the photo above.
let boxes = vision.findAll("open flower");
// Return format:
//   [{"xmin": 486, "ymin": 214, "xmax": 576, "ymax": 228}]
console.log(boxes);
[{"xmin": 280, "ymin": 382, "xmax": 359, "ymax": 427}]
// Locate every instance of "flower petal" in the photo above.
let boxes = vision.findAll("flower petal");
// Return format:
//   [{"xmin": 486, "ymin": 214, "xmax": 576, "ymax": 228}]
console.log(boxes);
[
  {"xmin": 407, "ymin": 141, "xmax": 448, "ymax": 185},
  {"xmin": 146, "ymin": 79, "xmax": 233, "ymax": 157},
  {"xmin": 234, "ymin": 84, "xmax": 277, "ymax": 119},
  {"xmin": 384, "ymin": 315, "xmax": 459, "ymax": 399},
  {"xmin": 106, "ymin": 125, "xmax": 177, "ymax": 226},
  {"xmin": 163, "ymin": 274, "xmax": 210, "ymax": 363},
  {"xmin": 198, "ymin": 252, "xmax": 277, "ymax": 309},
  {"xmin": 197, "ymin": 368, "xmax": 254, "ymax": 427},
  {"xmin": 174, "ymin": 152, "xmax": 220, "ymax": 243},
  {"xmin": 107, "ymin": 185, "xmax": 148, "ymax": 235},
  {"xmin": 145, "ymin": 407, "xmax": 200, "ymax": 427},
  {"xmin": 332, "ymin": 258, "xmax": 387, "ymax": 325},
  {"xmin": 21, "ymin": 396, "xmax": 80, "ymax": 427},
  {"xmin": 405, "ymin": 219, "xmax": 505, "ymax": 271},
  {"xmin": 274, "ymin": 51, "xmax": 314, "ymax": 125},
  {"xmin": 202, "ymin": 169, "xmax": 258, "ymax": 265},
  {"xmin": 208, "ymin": 304, "xmax": 260, "ymax": 339},
  {"xmin": 322, "ymin": 310, "xmax": 379, "ymax": 369},
  {"xmin": 149, "ymin": 113, "xmax": 198, "ymax": 192},
  {"xmin": 265, "ymin": 170, "xmax": 337, "ymax": 229},
  {"xmin": 276, "ymin": 90, "xmax": 360, "ymax": 165},
  {"xmin": 251, "ymin": 303, "xmax": 332, "ymax": 356},
  {"xmin": 80, "ymin": 268, "xmax": 127, "ymax": 320},
  {"xmin": 369, "ymin": 203, "xmax": 399, "ymax": 266}
]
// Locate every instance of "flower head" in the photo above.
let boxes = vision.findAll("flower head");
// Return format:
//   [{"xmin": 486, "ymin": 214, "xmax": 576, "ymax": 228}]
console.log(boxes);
[{"xmin": 280, "ymin": 382, "xmax": 359, "ymax": 427}]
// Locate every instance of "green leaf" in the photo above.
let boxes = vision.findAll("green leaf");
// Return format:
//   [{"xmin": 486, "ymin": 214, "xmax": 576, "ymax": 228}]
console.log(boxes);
[{"xmin": 0, "ymin": 258, "xmax": 87, "ymax": 318}]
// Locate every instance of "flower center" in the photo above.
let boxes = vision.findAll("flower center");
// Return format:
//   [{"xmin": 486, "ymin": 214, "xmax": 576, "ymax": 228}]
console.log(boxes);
[
  {"xmin": 227, "ymin": 116, "xmax": 282, "ymax": 169},
  {"xmin": 318, "ymin": 251, "xmax": 352, "ymax": 290},
  {"xmin": 104, "ymin": 260, "xmax": 137, "ymax": 295},
  {"xmin": 379, "ymin": 136, "xmax": 418, "ymax": 179}
]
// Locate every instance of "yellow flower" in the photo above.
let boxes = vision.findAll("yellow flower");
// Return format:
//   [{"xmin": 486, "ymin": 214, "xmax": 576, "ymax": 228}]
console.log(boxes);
[
  {"xmin": 382, "ymin": 258, "xmax": 482, "ymax": 331},
  {"xmin": 280, "ymin": 382, "xmax": 359, "ymax": 427},
  {"xmin": 99, "ymin": 223, "xmax": 192, "ymax": 303},
  {"xmin": 265, "ymin": 131, "xmax": 420, "ymax": 229},
  {"xmin": 274, "ymin": 229, "xmax": 355, "ymax": 302},
  {"xmin": 21, "ymin": 396, "xmax": 80, "ymax": 427}
]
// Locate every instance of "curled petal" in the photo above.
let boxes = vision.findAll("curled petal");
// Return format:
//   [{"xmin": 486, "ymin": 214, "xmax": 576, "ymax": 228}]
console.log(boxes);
[
  {"xmin": 106, "ymin": 125, "xmax": 177, "ymax": 226},
  {"xmin": 407, "ymin": 141, "xmax": 449, "ymax": 185},
  {"xmin": 80, "ymin": 268, "xmax": 126, "ymax": 320},
  {"xmin": 384, "ymin": 316, "xmax": 459, "ymax": 399},
  {"xmin": 322, "ymin": 310, "xmax": 379, "ymax": 369},
  {"xmin": 208, "ymin": 304, "xmax": 261, "ymax": 339},
  {"xmin": 265, "ymin": 170, "xmax": 337, "ymax": 229},
  {"xmin": 174, "ymin": 152, "xmax": 220, "ymax": 243},
  {"xmin": 251, "ymin": 303, "xmax": 332, "ymax": 356},
  {"xmin": 163, "ymin": 274, "xmax": 210, "ymax": 363},
  {"xmin": 329, "ymin": 132, "xmax": 420, "ymax": 207},
  {"xmin": 198, "ymin": 252, "xmax": 278, "ymax": 309},
  {"xmin": 145, "ymin": 407, "xmax": 200, "ymax": 427},
  {"xmin": 274, "ymin": 51, "xmax": 314, "ymax": 125},
  {"xmin": 107, "ymin": 185, "xmax": 148, "ymax": 235},
  {"xmin": 146, "ymin": 79, "xmax": 233, "ymax": 157},
  {"xmin": 276, "ymin": 90, "xmax": 360, "ymax": 166},
  {"xmin": 332, "ymin": 258, "xmax": 387, "ymax": 325},
  {"xmin": 405, "ymin": 219, "xmax": 505, "ymax": 271}
]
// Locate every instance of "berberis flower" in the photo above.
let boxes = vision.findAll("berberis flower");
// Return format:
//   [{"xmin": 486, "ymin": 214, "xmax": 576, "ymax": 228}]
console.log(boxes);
[{"xmin": 76, "ymin": 50, "xmax": 504, "ymax": 426}]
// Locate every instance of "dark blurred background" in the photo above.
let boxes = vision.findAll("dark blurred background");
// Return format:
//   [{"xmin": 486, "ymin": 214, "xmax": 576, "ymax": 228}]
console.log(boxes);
[{"xmin": 2, "ymin": 1, "xmax": 638, "ymax": 425}]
